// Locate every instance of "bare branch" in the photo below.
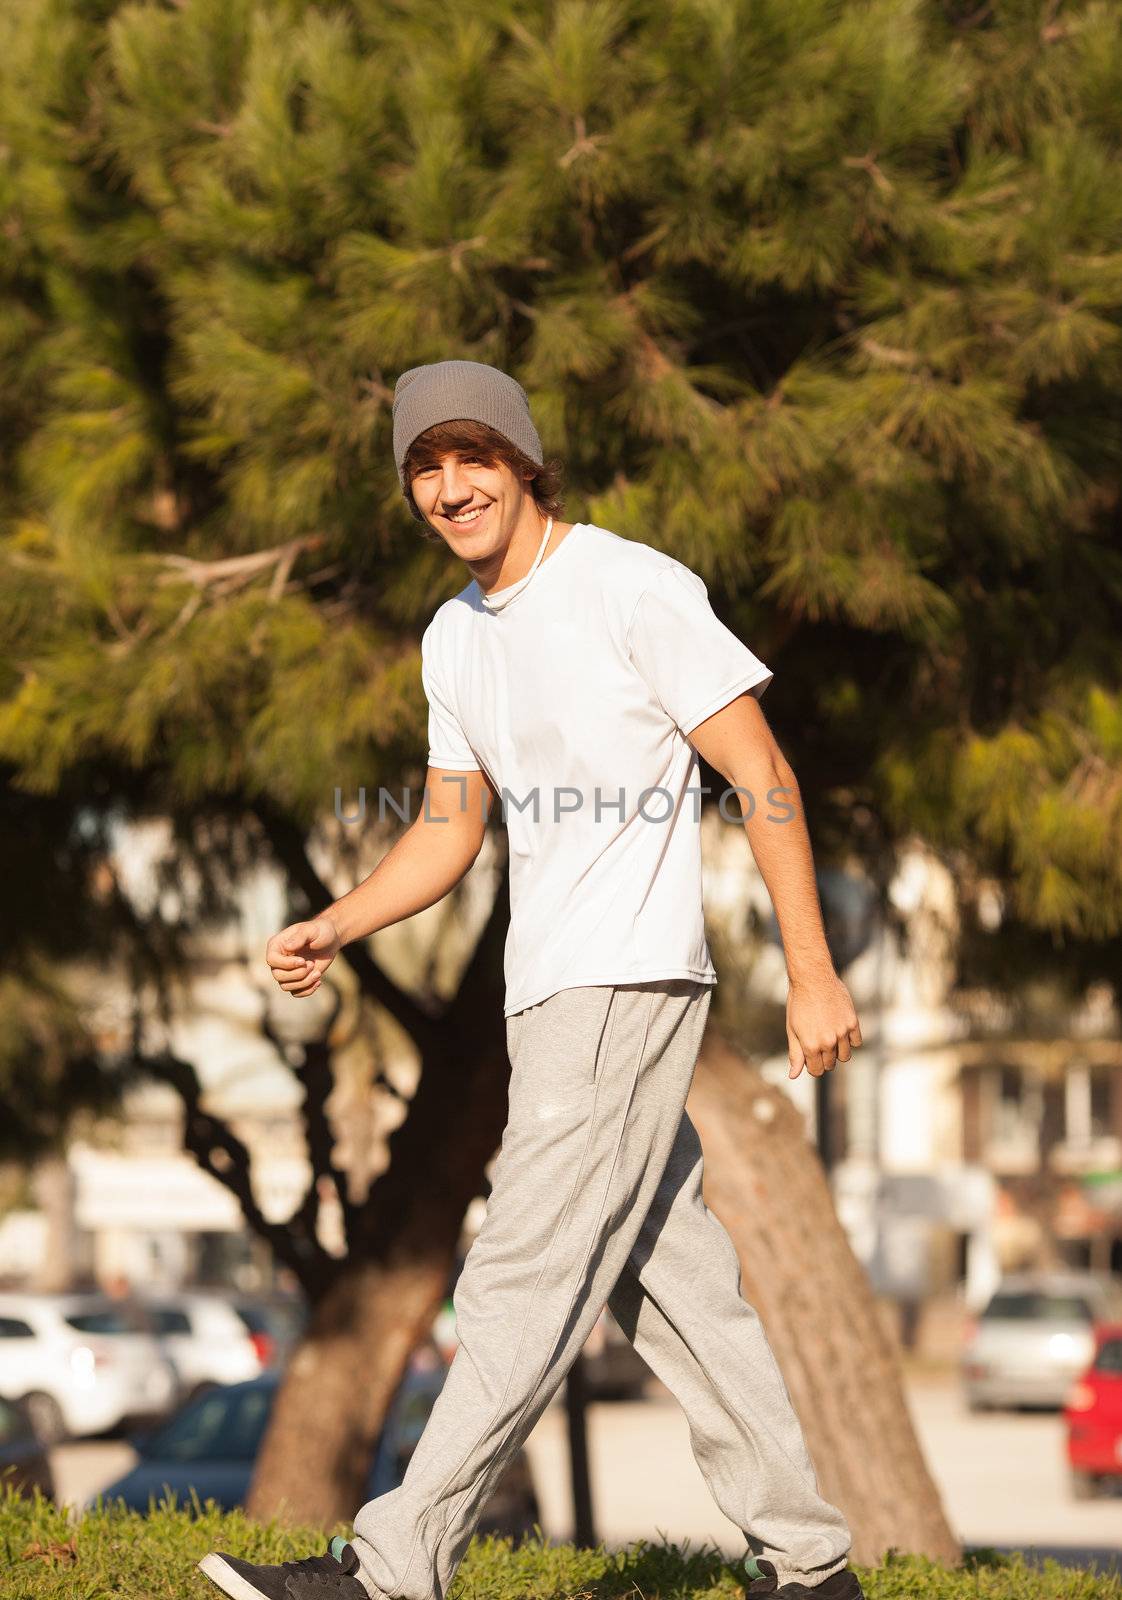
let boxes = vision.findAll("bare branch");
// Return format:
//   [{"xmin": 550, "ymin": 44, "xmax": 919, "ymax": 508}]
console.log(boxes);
[
  {"xmin": 258, "ymin": 985, "xmax": 359, "ymax": 1251},
  {"xmin": 153, "ymin": 535, "xmax": 326, "ymax": 593},
  {"xmin": 136, "ymin": 1041, "xmax": 331, "ymax": 1293},
  {"xmin": 251, "ymin": 799, "xmax": 445, "ymax": 1053}
]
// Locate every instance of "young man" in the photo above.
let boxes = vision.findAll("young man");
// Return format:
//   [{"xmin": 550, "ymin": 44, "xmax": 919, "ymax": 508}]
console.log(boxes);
[{"xmin": 200, "ymin": 359, "xmax": 866, "ymax": 1600}]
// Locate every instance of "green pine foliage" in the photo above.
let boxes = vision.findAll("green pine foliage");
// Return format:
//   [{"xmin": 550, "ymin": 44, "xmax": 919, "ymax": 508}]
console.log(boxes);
[
  {"xmin": 0, "ymin": 0, "xmax": 1120, "ymax": 942},
  {"xmin": 0, "ymin": 1487, "xmax": 1118, "ymax": 1600}
]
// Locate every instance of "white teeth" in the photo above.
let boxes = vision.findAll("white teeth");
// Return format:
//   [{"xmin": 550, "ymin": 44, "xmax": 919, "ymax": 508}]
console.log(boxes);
[{"xmin": 448, "ymin": 505, "xmax": 488, "ymax": 524}]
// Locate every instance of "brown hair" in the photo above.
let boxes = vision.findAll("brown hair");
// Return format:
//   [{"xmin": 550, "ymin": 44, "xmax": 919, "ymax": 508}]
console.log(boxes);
[{"xmin": 402, "ymin": 419, "xmax": 566, "ymax": 540}]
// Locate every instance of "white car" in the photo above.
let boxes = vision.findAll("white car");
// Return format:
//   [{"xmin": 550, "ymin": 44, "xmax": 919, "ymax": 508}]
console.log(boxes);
[
  {"xmin": 0, "ymin": 1293, "xmax": 179, "ymax": 1444},
  {"xmin": 962, "ymin": 1270, "xmax": 1122, "ymax": 1410},
  {"xmin": 136, "ymin": 1292, "xmax": 263, "ymax": 1403}
]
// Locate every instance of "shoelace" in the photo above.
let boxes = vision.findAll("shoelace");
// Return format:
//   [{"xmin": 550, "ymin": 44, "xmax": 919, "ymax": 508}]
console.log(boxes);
[
  {"xmin": 279, "ymin": 1541, "xmax": 359, "ymax": 1582},
  {"xmin": 278, "ymin": 1552, "xmax": 339, "ymax": 1578}
]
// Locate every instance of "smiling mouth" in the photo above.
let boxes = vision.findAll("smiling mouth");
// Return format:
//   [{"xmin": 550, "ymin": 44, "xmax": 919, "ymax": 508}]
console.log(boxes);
[{"xmin": 443, "ymin": 503, "xmax": 491, "ymax": 526}]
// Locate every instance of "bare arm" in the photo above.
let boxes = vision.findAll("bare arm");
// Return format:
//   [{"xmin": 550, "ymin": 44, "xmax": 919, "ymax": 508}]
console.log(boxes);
[
  {"xmin": 687, "ymin": 693, "xmax": 862, "ymax": 1078},
  {"xmin": 326, "ymin": 767, "xmax": 493, "ymax": 943},
  {"xmin": 266, "ymin": 767, "xmax": 495, "ymax": 997}
]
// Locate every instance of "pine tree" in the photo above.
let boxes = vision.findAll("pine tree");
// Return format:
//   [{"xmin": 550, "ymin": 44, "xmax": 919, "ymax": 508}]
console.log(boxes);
[{"xmin": 1, "ymin": 0, "xmax": 1120, "ymax": 1555}]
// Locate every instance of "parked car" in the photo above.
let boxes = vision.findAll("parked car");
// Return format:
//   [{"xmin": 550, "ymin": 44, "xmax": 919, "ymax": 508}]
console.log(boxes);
[
  {"xmin": 85, "ymin": 1341, "xmax": 539, "ymax": 1538},
  {"xmin": 0, "ymin": 1394, "xmax": 54, "ymax": 1501},
  {"xmin": 136, "ymin": 1292, "xmax": 264, "ymax": 1403},
  {"xmin": 962, "ymin": 1271, "xmax": 1122, "ymax": 1411},
  {"xmin": 1064, "ymin": 1321, "xmax": 1122, "ymax": 1499},
  {"xmin": 227, "ymin": 1293, "xmax": 307, "ymax": 1369},
  {"xmin": 0, "ymin": 1293, "xmax": 178, "ymax": 1444}
]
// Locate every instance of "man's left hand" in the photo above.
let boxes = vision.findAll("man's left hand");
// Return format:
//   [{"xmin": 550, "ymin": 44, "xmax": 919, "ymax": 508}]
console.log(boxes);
[{"xmin": 786, "ymin": 973, "xmax": 863, "ymax": 1079}]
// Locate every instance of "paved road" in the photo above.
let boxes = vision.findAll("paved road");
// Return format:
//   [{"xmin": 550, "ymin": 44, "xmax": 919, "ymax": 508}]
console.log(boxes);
[
  {"xmin": 51, "ymin": 1376, "xmax": 1120, "ymax": 1570},
  {"xmin": 523, "ymin": 1375, "xmax": 1121, "ymax": 1565},
  {"xmin": 51, "ymin": 1438, "xmax": 135, "ymax": 1513}
]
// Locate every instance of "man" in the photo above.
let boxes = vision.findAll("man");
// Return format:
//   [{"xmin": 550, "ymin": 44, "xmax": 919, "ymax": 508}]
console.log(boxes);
[{"xmin": 199, "ymin": 359, "xmax": 866, "ymax": 1600}]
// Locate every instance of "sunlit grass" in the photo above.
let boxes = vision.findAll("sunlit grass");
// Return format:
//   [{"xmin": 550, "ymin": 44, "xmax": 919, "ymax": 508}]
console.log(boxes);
[{"xmin": 0, "ymin": 1485, "xmax": 1117, "ymax": 1598}]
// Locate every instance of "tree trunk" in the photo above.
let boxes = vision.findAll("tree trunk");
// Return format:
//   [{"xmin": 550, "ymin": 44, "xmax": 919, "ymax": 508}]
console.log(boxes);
[
  {"xmin": 687, "ymin": 1025, "xmax": 961, "ymax": 1567},
  {"xmin": 247, "ymin": 1254, "xmax": 451, "ymax": 1528},
  {"xmin": 31, "ymin": 1153, "xmax": 79, "ymax": 1293},
  {"xmin": 246, "ymin": 898, "xmax": 513, "ymax": 1524}
]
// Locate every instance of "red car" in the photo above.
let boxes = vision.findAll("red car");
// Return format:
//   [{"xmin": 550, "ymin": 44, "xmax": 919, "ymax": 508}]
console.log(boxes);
[{"xmin": 1063, "ymin": 1320, "xmax": 1122, "ymax": 1498}]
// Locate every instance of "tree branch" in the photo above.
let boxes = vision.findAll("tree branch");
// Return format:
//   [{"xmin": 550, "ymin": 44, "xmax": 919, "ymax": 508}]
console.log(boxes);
[
  {"xmin": 153, "ymin": 536, "xmax": 326, "ymax": 593},
  {"xmin": 250, "ymin": 798, "xmax": 445, "ymax": 1054},
  {"xmin": 135, "ymin": 1041, "xmax": 332, "ymax": 1294},
  {"xmin": 258, "ymin": 985, "xmax": 359, "ymax": 1252}
]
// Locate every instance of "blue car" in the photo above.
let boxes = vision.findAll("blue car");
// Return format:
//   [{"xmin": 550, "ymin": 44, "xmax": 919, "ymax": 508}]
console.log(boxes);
[{"xmin": 85, "ymin": 1346, "xmax": 539, "ymax": 1536}]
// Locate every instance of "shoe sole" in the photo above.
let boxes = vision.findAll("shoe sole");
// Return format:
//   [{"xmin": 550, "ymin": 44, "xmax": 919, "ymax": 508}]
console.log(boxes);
[
  {"xmin": 775, "ymin": 1581, "xmax": 864, "ymax": 1599},
  {"xmin": 197, "ymin": 1553, "xmax": 277, "ymax": 1600}
]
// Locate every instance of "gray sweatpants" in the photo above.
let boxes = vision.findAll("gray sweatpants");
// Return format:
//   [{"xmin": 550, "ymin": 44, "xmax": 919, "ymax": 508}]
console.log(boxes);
[{"xmin": 350, "ymin": 980, "xmax": 852, "ymax": 1596}]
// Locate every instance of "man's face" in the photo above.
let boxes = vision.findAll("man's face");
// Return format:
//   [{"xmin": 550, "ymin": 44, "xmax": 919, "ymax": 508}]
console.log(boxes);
[{"xmin": 409, "ymin": 451, "xmax": 528, "ymax": 558}]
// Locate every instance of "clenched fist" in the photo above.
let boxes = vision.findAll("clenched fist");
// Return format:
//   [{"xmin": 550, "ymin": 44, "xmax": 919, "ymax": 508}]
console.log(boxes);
[
  {"xmin": 786, "ymin": 970, "xmax": 862, "ymax": 1079},
  {"xmin": 266, "ymin": 916, "xmax": 341, "ymax": 998}
]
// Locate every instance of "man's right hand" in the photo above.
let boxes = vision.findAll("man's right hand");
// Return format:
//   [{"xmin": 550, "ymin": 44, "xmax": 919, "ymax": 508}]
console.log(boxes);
[{"xmin": 266, "ymin": 916, "xmax": 342, "ymax": 998}]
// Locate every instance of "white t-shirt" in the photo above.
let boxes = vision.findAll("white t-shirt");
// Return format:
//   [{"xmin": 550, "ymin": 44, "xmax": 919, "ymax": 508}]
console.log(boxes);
[{"xmin": 420, "ymin": 521, "xmax": 773, "ymax": 1017}]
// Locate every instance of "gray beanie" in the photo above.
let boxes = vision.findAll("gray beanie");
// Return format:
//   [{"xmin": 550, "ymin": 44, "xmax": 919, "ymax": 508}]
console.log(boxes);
[{"xmin": 392, "ymin": 358, "xmax": 543, "ymax": 523}]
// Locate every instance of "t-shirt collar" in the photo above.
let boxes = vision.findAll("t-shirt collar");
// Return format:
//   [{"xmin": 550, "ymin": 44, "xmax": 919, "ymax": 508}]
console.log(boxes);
[{"xmin": 479, "ymin": 521, "xmax": 583, "ymax": 613}]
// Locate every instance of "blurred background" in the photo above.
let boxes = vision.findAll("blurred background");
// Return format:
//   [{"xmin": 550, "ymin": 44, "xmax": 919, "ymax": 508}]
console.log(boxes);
[{"xmin": 1, "ymin": 0, "xmax": 1121, "ymax": 1582}]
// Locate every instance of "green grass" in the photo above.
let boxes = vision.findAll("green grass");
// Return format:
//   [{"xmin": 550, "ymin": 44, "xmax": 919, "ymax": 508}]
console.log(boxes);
[{"xmin": 0, "ymin": 1485, "xmax": 1118, "ymax": 1599}]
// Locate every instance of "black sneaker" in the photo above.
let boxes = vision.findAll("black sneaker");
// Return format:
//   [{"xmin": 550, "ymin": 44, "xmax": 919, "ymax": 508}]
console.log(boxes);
[
  {"xmin": 743, "ymin": 1554, "xmax": 865, "ymax": 1598},
  {"xmin": 198, "ymin": 1535, "xmax": 368, "ymax": 1600}
]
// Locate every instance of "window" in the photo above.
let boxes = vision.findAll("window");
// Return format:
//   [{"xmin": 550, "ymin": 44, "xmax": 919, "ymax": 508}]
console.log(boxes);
[
  {"xmin": 233, "ymin": 1300, "xmax": 305, "ymax": 1341},
  {"xmin": 998, "ymin": 1065, "xmax": 1021, "ymax": 1101},
  {"xmin": 145, "ymin": 1306, "xmax": 193, "ymax": 1336},
  {"xmin": 140, "ymin": 1386, "xmax": 273, "ymax": 1464},
  {"xmin": 1094, "ymin": 1339, "xmax": 1122, "ymax": 1375},
  {"xmin": 993, "ymin": 1066, "xmax": 1026, "ymax": 1142},
  {"xmin": 64, "ymin": 1306, "xmax": 140, "ymax": 1336},
  {"xmin": 982, "ymin": 1292, "xmax": 1093, "ymax": 1323},
  {"xmin": 987, "ymin": 1063, "xmax": 1042, "ymax": 1161},
  {"xmin": 1090, "ymin": 1067, "xmax": 1114, "ymax": 1140}
]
